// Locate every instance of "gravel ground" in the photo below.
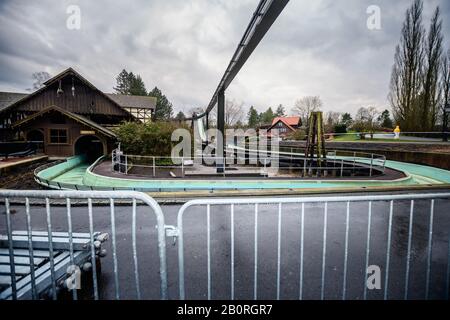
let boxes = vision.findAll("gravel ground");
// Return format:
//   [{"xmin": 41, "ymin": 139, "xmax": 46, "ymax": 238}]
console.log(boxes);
[{"xmin": 0, "ymin": 160, "xmax": 49, "ymax": 190}]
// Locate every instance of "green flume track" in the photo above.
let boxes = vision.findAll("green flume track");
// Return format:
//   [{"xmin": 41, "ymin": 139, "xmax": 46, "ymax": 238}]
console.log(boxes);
[{"xmin": 36, "ymin": 154, "xmax": 450, "ymax": 191}]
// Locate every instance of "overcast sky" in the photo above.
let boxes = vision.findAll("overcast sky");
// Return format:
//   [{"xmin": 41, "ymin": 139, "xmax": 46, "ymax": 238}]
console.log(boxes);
[{"xmin": 0, "ymin": 0, "xmax": 449, "ymax": 116}]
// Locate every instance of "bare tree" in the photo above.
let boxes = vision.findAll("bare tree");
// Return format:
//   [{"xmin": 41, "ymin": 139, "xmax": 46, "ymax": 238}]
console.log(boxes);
[
  {"xmin": 441, "ymin": 50, "xmax": 450, "ymax": 140},
  {"xmin": 388, "ymin": 0, "xmax": 425, "ymax": 131},
  {"xmin": 324, "ymin": 111, "xmax": 341, "ymax": 133},
  {"xmin": 421, "ymin": 6, "xmax": 443, "ymax": 131},
  {"xmin": 354, "ymin": 107, "xmax": 379, "ymax": 138},
  {"xmin": 187, "ymin": 106, "xmax": 205, "ymax": 118},
  {"xmin": 224, "ymin": 99, "xmax": 244, "ymax": 127},
  {"xmin": 293, "ymin": 96, "xmax": 323, "ymax": 125},
  {"xmin": 28, "ymin": 71, "xmax": 51, "ymax": 91}
]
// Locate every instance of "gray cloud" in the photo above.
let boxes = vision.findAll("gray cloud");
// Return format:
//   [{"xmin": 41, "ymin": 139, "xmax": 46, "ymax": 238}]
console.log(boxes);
[{"xmin": 0, "ymin": 0, "xmax": 449, "ymax": 115}]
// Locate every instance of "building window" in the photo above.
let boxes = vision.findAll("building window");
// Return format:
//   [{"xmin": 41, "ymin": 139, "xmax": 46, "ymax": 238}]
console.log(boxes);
[{"xmin": 49, "ymin": 129, "xmax": 68, "ymax": 144}]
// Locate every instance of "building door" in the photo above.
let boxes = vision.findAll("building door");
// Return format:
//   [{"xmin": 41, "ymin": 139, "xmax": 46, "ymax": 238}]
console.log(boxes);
[{"xmin": 74, "ymin": 135, "xmax": 105, "ymax": 163}]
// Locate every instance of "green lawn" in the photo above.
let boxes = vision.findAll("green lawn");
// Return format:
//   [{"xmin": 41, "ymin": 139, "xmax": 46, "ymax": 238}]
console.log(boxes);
[
  {"xmin": 330, "ymin": 134, "xmax": 425, "ymax": 143},
  {"xmin": 331, "ymin": 134, "xmax": 359, "ymax": 141}
]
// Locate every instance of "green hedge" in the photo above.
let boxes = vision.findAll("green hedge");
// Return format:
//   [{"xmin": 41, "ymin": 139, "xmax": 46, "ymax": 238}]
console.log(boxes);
[{"xmin": 114, "ymin": 121, "xmax": 190, "ymax": 156}]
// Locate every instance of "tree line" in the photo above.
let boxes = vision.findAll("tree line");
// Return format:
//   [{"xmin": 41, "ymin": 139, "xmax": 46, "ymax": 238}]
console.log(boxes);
[
  {"xmin": 389, "ymin": 0, "xmax": 450, "ymax": 132},
  {"xmin": 113, "ymin": 69, "xmax": 174, "ymax": 121}
]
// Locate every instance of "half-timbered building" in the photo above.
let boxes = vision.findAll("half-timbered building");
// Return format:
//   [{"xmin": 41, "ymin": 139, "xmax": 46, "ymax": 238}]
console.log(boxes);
[{"xmin": 0, "ymin": 68, "xmax": 156, "ymax": 159}]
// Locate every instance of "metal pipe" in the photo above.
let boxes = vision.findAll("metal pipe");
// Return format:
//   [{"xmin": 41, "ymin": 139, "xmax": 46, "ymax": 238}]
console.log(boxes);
[
  {"xmin": 404, "ymin": 200, "xmax": 414, "ymax": 300},
  {"xmin": 321, "ymin": 202, "xmax": 328, "ymax": 300},
  {"xmin": 384, "ymin": 200, "xmax": 394, "ymax": 300},
  {"xmin": 425, "ymin": 199, "xmax": 434, "ymax": 300},
  {"xmin": 87, "ymin": 198, "xmax": 99, "ymax": 300},
  {"xmin": 186, "ymin": 0, "xmax": 290, "ymax": 121},
  {"xmin": 254, "ymin": 204, "xmax": 258, "ymax": 300},
  {"xmin": 132, "ymin": 198, "xmax": 141, "ymax": 299},
  {"xmin": 446, "ymin": 233, "xmax": 450, "ymax": 300},
  {"xmin": 342, "ymin": 201, "xmax": 350, "ymax": 300},
  {"xmin": 207, "ymin": 204, "xmax": 211, "ymax": 300},
  {"xmin": 24, "ymin": 198, "xmax": 37, "ymax": 300},
  {"xmin": 230, "ymin": 204, "xmax": 235, "ymax": 300},
  {"xmin": 66, "ymin": 198, "xmax": 77, "ymax": 300},
  {"xmin": 299, "ymin": 203, "xmax": 305, "ymax": 300},
  {"xmin": 276, "ymin": 203, "xmax": 282, "ymax": 300},
  {"xmin": 110, "ymin": 198, "xmax": 120, "ymax": 300},
  {"xmin": 5, "ymin": 198, "xmax": 17, "ymax": 300},
  {"xmin": 153, "ymin": 157, "xmax": 156, "ymax": 177},
  {"xmin": 369, "ymin": 154, "xmax": 373, "ymax": 177},
  {"xmin": 363, "ymin": 201, "xmax": 372, "ymax": 300},
  {"xmin": 45, "ymin": 198, "xmax": 57, "ymax": 300}
]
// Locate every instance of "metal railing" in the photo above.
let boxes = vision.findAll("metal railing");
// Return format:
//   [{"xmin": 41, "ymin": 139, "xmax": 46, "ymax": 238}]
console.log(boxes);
[
  {"xmin": 0, "ymin": 190, "xmax": 169, "ymax": 300},
  {"xmin": 110, "ymin": 148, "xmax": 386, "ymax": 179},
  {"xmin": 321, "ymin": 131, "xmax": 450, "ymax": 141},
  {"xmin": 2, "ymin": 190, "xmax": 450, "ymax": 300},
  {"xmin": 176, "ymin": 193, "xmax": 450, "ymax": 300}
]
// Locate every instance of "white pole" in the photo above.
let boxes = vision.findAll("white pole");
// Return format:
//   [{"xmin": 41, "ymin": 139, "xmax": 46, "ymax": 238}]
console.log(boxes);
[{"xmin": 153, "ymin": 157, "xmax": 156, "ymax": 177}]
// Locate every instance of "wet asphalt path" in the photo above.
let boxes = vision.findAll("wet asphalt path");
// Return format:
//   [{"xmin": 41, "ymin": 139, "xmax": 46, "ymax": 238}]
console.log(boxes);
[{"xmin": 1, "ymin": 195, "xmax": 450, "ymax": 300}]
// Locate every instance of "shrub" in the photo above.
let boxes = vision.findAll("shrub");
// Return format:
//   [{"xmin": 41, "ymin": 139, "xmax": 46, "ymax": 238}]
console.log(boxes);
[
  {"xmin": 334, "ymin": 123, "xmax": 347, "ymax": 134},
  {"xmin": 114, "ymin": 121, "xmax": 189, "ymax": 156},
  {"xmin": 113, "ymin": 122, "xmax": 144, "ymax": 154},
  {"xmin": 286, "ymin": 128, "xmax": 306, "ymax": 140}
]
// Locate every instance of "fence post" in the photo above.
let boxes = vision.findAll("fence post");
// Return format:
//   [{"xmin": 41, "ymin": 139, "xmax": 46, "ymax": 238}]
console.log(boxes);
[
  {"xmin": 353, "ymin": 152, "xmax": 356, "ymax": 174},
  {"xmin": 153, "ymin": 157, "xmax": 156, "ymax": 177},
  {"xmin": 111, "ymin": 150, "xmax": 114, "ymax": 171},
  {"xmin": 370, "ymin": 154, "xmax": 373, "ymax": 177},
  {"xmin": 264, "ymin": 158, "xmax": 267, "ymax": 177},
  {"xmin": 340, "ymin": 159, "xmax": 344, "ymax": 177},
  {"xmin": 303, "ymin": 157, "xmax": 306, "ymax": 177}
]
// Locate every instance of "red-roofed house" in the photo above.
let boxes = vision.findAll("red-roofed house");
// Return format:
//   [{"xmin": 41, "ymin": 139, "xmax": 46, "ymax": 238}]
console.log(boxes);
[{"xmin": 267, "ymin": 116, "xmax": 302, "ymax": 137}]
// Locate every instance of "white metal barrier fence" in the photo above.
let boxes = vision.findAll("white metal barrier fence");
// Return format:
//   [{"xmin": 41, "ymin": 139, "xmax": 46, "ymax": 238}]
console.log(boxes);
[
  {"xmin": 1, "ymin": 191, "xmax": 450, "ymax": 300},
  {"xmin": 176, "ymin": 193, "xmax": 450, "ymax": 300},
  {"xmin": 0, "ymin": 190, "xmax": 169, "ymax": 300}
]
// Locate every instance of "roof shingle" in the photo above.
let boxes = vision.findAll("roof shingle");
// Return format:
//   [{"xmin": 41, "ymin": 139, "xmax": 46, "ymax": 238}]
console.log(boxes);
[
  {"xmin": 0, "ymin": 92, "xmax": 28, "ymax": 112},
  {"xmin": 106, "ymin": 94, "xmax": 156, "ymax": 110}
]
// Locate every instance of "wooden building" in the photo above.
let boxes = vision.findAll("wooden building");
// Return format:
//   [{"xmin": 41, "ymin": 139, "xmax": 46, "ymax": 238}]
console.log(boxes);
[
  {"xmin": 266, "ymin": 116, "xmax": 302, "ymax": 137},
  {"xmin": 0, "ymin": 68, "xmax": 156, "ymax": 159}
]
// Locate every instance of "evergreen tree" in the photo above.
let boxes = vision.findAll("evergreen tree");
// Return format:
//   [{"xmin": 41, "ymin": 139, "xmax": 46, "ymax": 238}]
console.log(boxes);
[
  {"xmin": 275, "ymin": 104, "xmax": 286, "ymax": 117},
  {"xmin": 129, "ymin": 74, "xmax": 147, "ymax": 96},
  {"xmin": 341, "ymin": 113, "xmax": 353, "ymax": 127},
  {"xmin": 175, "ymin": 111, "xmax": 186, "ymax": 121},
  {"xmin": 114, "ymin": 69, "xmax": 131, "ymax": 94},
  {"xmin": 247, "ymin": 106, "xmax": 260, "ymax": 127},
  {"xmin": 149, "ymin": 86, "xmax": 174, "ymax": 121},
  {"xmin": 378, "ymin": 109, "xmax": 394, "ymax": 128},
  {"xmin": 260, "ymin": 107, "xmax": 274, "ymax": 124},
  {"xmin": 114, "ymin": 69, "xmax": 147, "ymax": 96}
]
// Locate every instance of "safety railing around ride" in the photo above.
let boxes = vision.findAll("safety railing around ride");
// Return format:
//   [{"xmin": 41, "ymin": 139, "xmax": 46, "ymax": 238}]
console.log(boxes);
[
  {"xmin": 1, "ymin": 190, "xmax": 450, "ymax": 300},
  {"xmin": 321, "ymin": 131, "xmax": 450, "ymax": 141},
  {"xmin": 110, "ymin": 148, "xmax": 386, "ymax": 179}
]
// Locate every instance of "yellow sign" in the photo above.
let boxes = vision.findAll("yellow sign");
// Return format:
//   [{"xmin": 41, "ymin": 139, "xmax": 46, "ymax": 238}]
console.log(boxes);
[{"xmin": 80, "ymin": 130, "xmax": 95, "ymax": 135}]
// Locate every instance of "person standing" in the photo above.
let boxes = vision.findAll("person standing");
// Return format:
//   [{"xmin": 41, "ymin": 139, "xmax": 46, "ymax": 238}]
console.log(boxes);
[{"xmin": 394, "ymin": 125, "xmax": 401, "ymax": 139}]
